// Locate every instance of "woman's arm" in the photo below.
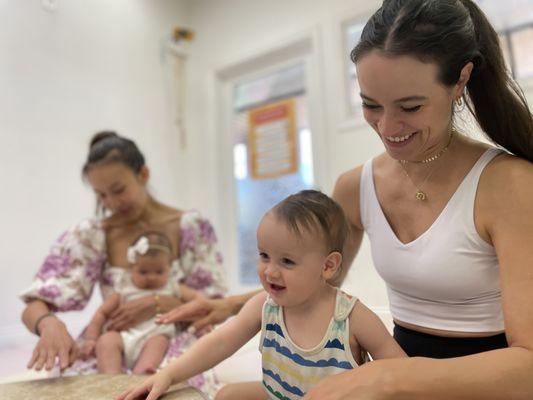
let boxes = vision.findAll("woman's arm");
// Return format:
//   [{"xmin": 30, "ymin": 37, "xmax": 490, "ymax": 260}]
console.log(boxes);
[
  {"xmin": 107, "ymin": 294, "xmax": 183, "ymax": 331},
  {"xmin": 20, "ymin": 219, "xmax": 106, "ymax": 370},
  {"xmin": 156, "ymin": 289, "xmax": 263, "ymax": 331},
  {"xmin": 349, "ymin": 301, "xmax": 406, "ymax": 360},
  {"xmin": 117, "ymin": 291, "xmax": 267, "ymax": 400},
  {"xmin": 22, "ymin": 299, "xmax": 55, "ymax": 336},
  {"xmin": 178, "ymin": 211, "xmax": 228, "ymax": 298},
  {"xmin": 22, "ymin": 300, "xmax": 77, "ymax": 371}
]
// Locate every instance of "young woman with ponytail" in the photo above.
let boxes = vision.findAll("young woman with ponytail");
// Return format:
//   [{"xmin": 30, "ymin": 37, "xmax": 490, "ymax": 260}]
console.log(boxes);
[{"xmin": 155, "ymin": 1, "xmax": 533, "ymax": 399}]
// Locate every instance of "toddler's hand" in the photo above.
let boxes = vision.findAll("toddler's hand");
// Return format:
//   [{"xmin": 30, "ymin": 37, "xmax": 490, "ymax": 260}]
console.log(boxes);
[
  {"xmin": 78, "ymin": 339, "xmax": 96, "ymax": 361},
  {"xmin": 115, "ymin": 370, "xmax": 173, "ymax": 400}
]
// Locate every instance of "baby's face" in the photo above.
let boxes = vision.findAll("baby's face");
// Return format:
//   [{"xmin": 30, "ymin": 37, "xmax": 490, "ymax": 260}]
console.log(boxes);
[
  {"xmin": 131, "ymin": 253, "xmax": 170, "ymax": 290},
  {"xmin": 256, "ymin": 212, "xmax": 331, "ymax": 308}
]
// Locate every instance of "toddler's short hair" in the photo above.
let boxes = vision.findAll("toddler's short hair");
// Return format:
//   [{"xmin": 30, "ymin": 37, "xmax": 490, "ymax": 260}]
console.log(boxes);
[{"xmin": 271, "ymin": 190, "xmax": 349, "ymax": 254}]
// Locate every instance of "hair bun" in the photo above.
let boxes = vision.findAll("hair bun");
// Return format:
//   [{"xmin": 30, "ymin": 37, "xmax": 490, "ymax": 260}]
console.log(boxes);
[{"xmin": 89, "ymin": 130, "xmax": 119, "ymax": 149}]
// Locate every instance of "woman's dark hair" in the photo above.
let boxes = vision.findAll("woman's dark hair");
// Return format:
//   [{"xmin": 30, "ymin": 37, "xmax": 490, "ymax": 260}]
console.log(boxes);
[
  {"xmin": 82, "ymin": 131, "xmax": 145, "ymax": 176},
  {"xmin": 351, "ymin": 0, "xmax": 533, "ymax": 162},
  {"xmin": 82, "ymin": 131, "xmax": 146, "ymax": 215}
]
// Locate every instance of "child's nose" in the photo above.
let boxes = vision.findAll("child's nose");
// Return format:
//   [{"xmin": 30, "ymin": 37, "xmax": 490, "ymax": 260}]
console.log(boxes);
[{"xmin": 265, "ymin": 264, "xmax": 280, "ymax": 278}]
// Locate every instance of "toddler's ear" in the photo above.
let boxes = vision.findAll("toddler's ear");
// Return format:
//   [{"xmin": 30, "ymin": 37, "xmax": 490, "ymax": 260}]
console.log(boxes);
[{"xmin": 323, "ymin": 251, "xmax": 342, "ymax": 281}]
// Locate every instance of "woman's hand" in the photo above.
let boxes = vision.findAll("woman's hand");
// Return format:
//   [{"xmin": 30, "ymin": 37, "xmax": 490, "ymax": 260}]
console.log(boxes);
[
  {"xmin": 155, "ymin": 296, "xmax": 234, "ymax": 332},
  {"xmin": 116, "ymin": 370, "xmax": 173, "ymax": 400},
  {"xmin": 27, "ymin": 317, "xmax": 78, "ymax": 372},
  {"xmin": 108, "ymin": 295, "xmax": 182, "ymax": 331},
  {"xmin": 303, "ymin": 360, "xmax": 399, "ymax": 400}
]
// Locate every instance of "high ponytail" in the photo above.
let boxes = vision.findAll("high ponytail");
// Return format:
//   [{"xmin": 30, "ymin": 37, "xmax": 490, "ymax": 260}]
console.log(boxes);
[
  {"xmin": 352, "ymin": 0, "xmax": 533, "ymax": 162},
  {"xmin": 459, "ymin": 0, "xmax": 533, "ymax": 162}
]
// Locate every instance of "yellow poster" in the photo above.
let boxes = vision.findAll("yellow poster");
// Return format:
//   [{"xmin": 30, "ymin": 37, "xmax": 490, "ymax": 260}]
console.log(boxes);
[{"xmin": 248, "ymin": 99, "xmax": 298, "ymax": 180}]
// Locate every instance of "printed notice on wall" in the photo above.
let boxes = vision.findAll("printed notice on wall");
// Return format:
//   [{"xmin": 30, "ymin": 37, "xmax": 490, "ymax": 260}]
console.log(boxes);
[{"xmin": 248, "ymin": 99, "xmax": 298, "ymax": 180}]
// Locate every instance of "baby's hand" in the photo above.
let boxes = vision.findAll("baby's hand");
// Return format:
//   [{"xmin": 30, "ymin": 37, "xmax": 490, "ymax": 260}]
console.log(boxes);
[
  {"xmin": 115, "ymin": 370, "xmax": 173, "ymax": 400},
  {"xmin": 78, "ymin": 339, "xmax": 96, "ymax": 360}
]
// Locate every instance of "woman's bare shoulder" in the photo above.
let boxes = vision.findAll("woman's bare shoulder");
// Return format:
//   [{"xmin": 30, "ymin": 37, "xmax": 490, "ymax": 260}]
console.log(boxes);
[
  {"xmin": 477, "ymin": 152, "xmax": 533, "ymax": 230},
  {"xmin": 333, "ymin": 165, "xmax": 365, "ymax": 230},
  {"xmin": 335, "ymin": 152, "xmax": 390, "ymax": 186},
  {"xmin": 481, "ymin": 151, "xmax": 533, "ymax": 191},
  {"xmin": 333, "ymin": 166, "xmax": 363, "ymax": 199}
]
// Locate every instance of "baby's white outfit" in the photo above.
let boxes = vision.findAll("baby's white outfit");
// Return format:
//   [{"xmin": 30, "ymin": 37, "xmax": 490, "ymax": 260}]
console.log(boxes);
[{"xmin": 112, "ymin": 268, "xmax": 178, "ymax": 368}]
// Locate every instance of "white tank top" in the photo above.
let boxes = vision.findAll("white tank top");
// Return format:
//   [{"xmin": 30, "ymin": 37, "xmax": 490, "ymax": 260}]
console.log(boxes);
[
  {"xmin": 360, "ymin": 148, "xmax": 503, "ymax": 332},
  {"xmin": 259, "ymin": 289, "xmax": 359, "ymax": 399}
]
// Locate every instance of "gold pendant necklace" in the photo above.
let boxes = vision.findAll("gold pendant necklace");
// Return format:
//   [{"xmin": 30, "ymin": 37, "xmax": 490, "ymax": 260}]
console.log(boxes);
[
  {"xmin": 398, "ymin": 130, "xmax": 454, "ymax": 201},
  {"xmin": 415, "ymin": 189, "xmax": 427, "ymax": 201},
  {"xmin": 398, "ymin": 161, "xmax": 437, "ymax": 201}
]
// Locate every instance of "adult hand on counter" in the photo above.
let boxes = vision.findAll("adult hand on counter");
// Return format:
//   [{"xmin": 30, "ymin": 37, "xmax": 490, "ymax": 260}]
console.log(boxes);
[{"xmin": 27, "ymin": 316, "xmax": 78, "ymax": 372}]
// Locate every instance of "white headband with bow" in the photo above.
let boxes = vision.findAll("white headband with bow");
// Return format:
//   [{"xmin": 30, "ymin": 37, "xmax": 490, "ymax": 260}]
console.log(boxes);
[{"xmin": 127, "ymin": 236, "xmax": 170, "ymax": 263}]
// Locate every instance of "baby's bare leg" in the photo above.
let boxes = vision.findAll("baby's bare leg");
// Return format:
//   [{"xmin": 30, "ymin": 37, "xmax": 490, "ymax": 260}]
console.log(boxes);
[
  {"xmin": 132, "ymin": 334, "xmax": 170, "ymax": 374},
  {"xmin": 96, "ymin": 331, "xmax": 124, "ymax": 374},
  {"xmin": 215, "ymin": 382, "xmax": 267, "ymax": 400}
]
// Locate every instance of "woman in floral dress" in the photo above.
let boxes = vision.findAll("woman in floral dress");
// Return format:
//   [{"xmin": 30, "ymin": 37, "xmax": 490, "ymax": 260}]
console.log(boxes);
[{"xmin": 20, "ymin": 131, "xmax": 227, "ymax": 396}]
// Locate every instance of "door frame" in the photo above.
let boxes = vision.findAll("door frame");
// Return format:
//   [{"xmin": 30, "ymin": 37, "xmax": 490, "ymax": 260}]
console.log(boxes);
[{"xmin": 208, "ymin": 27, "xmax": 329, "ymax": 294}]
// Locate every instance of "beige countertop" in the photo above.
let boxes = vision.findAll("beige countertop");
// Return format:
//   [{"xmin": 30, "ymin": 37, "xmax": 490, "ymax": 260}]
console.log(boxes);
[{"xmin": 0, "ymin": 374, "xmax": 207, "ymax": 400}]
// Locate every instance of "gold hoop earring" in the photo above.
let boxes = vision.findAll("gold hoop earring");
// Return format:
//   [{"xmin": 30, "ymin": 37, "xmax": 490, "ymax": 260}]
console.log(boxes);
[{"xmin": 455, "ymin": 96, "xmax": 463, "ymax": 107}]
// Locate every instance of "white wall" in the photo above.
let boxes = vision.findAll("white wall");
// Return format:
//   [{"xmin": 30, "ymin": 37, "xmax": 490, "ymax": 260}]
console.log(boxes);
[
  {"xmin": 181, "ymin": 0, "xmax": 390, "ymax": 317},
  {"xmin": 0, "ymin": 0, "xmax": 192, "ymax": 343}
]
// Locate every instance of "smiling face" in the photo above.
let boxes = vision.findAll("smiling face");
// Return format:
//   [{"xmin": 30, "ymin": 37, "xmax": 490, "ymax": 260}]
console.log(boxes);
[
  {"xmin": 131, "ymin": 252, "xmax": 171, "ymax": 290},
  {"xmin": 86, "ymin": 162, "xmax": 150, "ymax": 221},
  {"xmin": 256, "ymin": 212, "xmax": 339, "ymax": 309},
  {"xmin": 356, "ymin": 51, "xmax": 458, "ymax": 162}
]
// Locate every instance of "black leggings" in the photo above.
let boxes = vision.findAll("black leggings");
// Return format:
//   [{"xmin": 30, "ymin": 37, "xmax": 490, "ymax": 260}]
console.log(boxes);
[{"xmin": 393, "ymin": 323, "xmax": 508, "ymax": 359}]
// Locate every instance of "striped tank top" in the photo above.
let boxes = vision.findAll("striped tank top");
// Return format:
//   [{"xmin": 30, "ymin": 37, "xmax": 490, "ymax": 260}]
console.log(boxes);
[{"xmin": 259, "ymin": 289, "xmax": 360, "ymax": 399}]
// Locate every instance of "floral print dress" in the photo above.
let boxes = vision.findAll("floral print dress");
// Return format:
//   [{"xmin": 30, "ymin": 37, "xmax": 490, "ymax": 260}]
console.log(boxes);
[{"xmin": 20, "ymin": 210, "xmax": 227, "ymax": 397}]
